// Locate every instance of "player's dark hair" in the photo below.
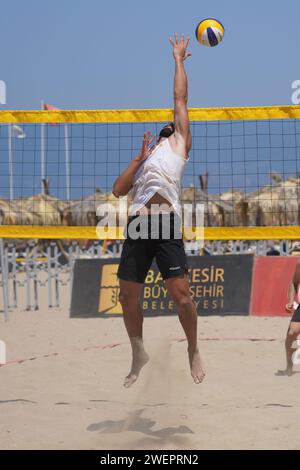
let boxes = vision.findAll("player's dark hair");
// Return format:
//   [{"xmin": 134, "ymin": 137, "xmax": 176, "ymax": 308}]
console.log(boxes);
[{"xmin": 158, "ymin": 122, "xmax": 175, "ymax": 141}]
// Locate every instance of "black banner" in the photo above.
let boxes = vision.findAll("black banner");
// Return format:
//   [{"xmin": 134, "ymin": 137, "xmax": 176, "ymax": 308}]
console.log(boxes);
[{"xmin": 70, "ymin": 255, "xmax": 253, "ymax": 318}]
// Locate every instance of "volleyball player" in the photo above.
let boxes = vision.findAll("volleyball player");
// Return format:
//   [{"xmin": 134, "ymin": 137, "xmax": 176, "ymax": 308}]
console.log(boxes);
[{"xmin": 113, "ymin": 34, "xmax": 205, "ymax": 387}]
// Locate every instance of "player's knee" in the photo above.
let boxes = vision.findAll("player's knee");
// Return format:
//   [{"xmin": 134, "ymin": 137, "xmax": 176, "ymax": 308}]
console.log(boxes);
[
  {"xmin": 288, "ymin": 326, "xmax": 300, "ymax": 338},
  {"xmin": 119, "ymin": 292, "xmax": 130, "ymax": 307},
  {"xmin": 119, "ymin": 291, "xmax": 138, "ymax": 308},
  {"xmin": 174, "ymin": 294, "xmax": 193, "ymax": 310}
]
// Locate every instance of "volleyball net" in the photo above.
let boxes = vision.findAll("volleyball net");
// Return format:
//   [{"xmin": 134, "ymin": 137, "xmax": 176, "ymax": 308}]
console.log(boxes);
[{"xmin": 1, "ymin": 106, "xmax": 300, "ymax": 240}]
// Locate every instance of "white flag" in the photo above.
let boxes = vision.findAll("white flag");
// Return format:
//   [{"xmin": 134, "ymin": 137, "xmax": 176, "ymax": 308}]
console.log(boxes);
[{"xmin": 11, "ymin": 124, "xmax": 26, "ymax": 138}]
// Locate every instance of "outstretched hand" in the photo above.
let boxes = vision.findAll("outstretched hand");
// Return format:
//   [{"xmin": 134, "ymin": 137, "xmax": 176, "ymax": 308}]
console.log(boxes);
[
  {"xmin": 135, "ymin": 131, "xmax": 156, "ymax": 162},
  {"xmin": 169, "ymin": 33, "xmax": 191, "ymax": 62}
]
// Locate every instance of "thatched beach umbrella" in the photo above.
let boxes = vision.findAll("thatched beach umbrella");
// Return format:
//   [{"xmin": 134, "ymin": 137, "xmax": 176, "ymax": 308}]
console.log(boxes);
[
  {"xmin": 0, "ymin": 199, "xmax": 19, "ymax": 225},
  {"xmin": 247, "ymin": 178, "xmax": 300, "ymax": 226},
  {"xmin": 16, "ymin": 193, "xmax": 67, "ymax": 226},
  {"xmin": 63, "ymin": 189, "xmax": 108, "ymax": 226},
  {"xmin": 181, "ymin": 186, "xmax": 234, "ymax": 226},
  {"xmin": 219, "ymin": 190, "xmax": 249, "ymax": 226},
  {"xmin": 63, "ymin": 188, "xmax": 129, "ymax": 227}
]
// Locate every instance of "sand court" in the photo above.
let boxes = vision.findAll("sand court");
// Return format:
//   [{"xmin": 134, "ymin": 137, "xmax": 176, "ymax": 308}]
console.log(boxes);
[{"xmin": 1, "ymin": 292, "xmax": 300, "ymax": 450}]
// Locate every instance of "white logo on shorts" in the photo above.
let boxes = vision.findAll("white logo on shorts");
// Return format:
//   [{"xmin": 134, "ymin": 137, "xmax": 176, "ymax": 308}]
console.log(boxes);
[{"xmin": 0, "ymin": 340, "xmax": 6, "ymax": 365}]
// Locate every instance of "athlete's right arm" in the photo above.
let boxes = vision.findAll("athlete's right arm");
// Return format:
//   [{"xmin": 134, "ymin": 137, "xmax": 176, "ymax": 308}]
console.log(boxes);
[
  {"xmin": 169, "ymin": 33, "xmax": 192, "ymax": 153},
  {"xmin": 112, "ymin": 131, "xmax": 155, "ymax": 197}
]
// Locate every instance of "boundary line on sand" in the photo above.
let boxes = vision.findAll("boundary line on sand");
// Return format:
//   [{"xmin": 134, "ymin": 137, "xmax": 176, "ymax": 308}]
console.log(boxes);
[{"xmin": 0, "ymin": 336, "xmax": 279, "ymax": 369}]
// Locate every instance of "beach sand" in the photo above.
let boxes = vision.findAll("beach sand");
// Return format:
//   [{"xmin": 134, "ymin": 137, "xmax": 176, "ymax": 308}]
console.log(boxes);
[{"xmin": 0, "ymin": 288, "xmax": 300, "ymax": 450}]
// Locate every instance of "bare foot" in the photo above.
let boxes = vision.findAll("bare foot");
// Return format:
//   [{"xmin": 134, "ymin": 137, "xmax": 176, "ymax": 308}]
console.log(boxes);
[
  {"xmin": 188, "ymin": 347, "xmax": 205, "ymax": 384},
  {"xmin": 275, "ymin": 367, "xmax": 293, "ymax": 377},
  {"xmin": 124, "ymin": 339, "xmax": 149, "ymax": 388}
]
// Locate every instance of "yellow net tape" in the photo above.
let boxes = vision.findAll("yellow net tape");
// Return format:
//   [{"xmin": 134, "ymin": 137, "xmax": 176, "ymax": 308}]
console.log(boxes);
[
  {"xmin": 0, "ymin": 225, "xmax": 299, "ymax": 240},
  {"xmin": 1, "ymin": 105, "xmax": 300, "ymax": 123}
]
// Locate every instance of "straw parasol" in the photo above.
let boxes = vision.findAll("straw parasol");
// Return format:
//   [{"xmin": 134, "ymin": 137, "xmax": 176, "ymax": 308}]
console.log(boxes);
[
  {"xmin": 15, "ymin": 193, "xmax": 67, "ymax": 226},
  {"xmin": 63, "ymin": 188, "xmax": 128, "ymax": 227},
  {"xmin": 0, "ymin": 199, "xmax": 19, "ymax": 225},
  {"xmin": 246, "ymin": 178, "xmax": 300, "ymax": 226},
  {"xmin": 181, "ymin": 186, "xmax": 235, "ymax": 226}
]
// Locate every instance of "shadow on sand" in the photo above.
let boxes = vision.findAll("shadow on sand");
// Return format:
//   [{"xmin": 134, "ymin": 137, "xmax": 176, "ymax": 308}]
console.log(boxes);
[{"xmin": 87, "ymin": 408, "xmax": 193, "ymax": 445}]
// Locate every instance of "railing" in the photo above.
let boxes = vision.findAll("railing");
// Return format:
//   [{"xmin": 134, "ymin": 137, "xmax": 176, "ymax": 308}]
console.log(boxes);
[{"xmin": 0, "ymin": 239, "xmax": 299, "ymax": 320}]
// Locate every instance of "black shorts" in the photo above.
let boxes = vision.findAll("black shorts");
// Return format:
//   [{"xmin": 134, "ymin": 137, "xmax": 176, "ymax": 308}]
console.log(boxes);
[
  {"xmin": 117, "ymin": 214, "xmax": 188, "ymax": 283},
  {"xmin": 291, "ymin": 305, "xmax": 300, "ymax": 323}
]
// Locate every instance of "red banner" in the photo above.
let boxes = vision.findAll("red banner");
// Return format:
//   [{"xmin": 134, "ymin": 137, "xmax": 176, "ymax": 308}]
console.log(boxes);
[{"xmin": 250, "ymin": 257, "xmax": 299, "ymax": 316}]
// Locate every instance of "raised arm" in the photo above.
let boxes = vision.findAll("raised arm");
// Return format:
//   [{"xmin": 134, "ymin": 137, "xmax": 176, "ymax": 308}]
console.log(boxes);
[
  {"xmin": 112, "ymin": 132, "xmax": 155, "ymax": 197},
  {"xmin": 169, "ymin": 33, "xmax": 192, "ymax": 152}
]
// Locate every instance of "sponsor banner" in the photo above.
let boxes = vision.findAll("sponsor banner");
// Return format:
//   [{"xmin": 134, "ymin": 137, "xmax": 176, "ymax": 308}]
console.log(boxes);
[
  {"xmin": 70, "ymin": 255, "xmax": 253, "ymax": 318},
  {"xmin": 251, "ymin": 257, "xmax": 299, "ymax": 317},
  {"xmin": 70, "ymin": 259, "xmax": 104, "ymax": 316}
]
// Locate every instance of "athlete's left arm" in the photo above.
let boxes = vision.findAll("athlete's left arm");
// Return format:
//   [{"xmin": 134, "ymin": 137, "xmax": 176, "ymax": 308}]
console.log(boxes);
[{"xmin": 170, "ymin": 33, "xmax": 192, "ymax": 153}]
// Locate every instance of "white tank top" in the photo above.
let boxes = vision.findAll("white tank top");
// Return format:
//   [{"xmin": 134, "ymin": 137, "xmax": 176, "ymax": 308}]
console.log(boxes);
[{"xmin": 129, "ymin": 138, "xmax": 188, "ymax": 216}]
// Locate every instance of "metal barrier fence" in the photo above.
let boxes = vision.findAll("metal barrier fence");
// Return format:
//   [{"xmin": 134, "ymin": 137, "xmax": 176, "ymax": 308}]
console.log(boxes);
[{"xmin": 0, "ymin": 239, "xmax": 299, "ymax": 320}]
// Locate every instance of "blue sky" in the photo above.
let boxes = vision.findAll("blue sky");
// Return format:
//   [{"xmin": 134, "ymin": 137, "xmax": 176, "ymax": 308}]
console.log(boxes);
[
  {"xmin": 1, "ymin": 1, "xmax": 300, "ymax": 200},
  {"xmin": 1, "ymin": 0, "xmax": 300, "ymax": 110}
]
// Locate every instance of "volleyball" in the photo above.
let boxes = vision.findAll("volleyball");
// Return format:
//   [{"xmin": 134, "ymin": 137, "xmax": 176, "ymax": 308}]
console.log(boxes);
[{"xmin": 195, "ymin": 18, "xmax": 225, "ymax": 47}]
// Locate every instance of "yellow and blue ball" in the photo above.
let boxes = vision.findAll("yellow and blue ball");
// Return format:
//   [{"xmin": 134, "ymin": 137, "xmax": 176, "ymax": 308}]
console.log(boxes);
[{"xmin": 195, "ymin": 18, "xmax": 225, "ymax": 47}]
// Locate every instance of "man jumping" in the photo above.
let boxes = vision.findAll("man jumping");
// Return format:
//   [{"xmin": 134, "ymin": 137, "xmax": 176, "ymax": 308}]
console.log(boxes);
[{"xmin": 113, "ymin": 34, "xmax": 205, "ymax": 387}]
